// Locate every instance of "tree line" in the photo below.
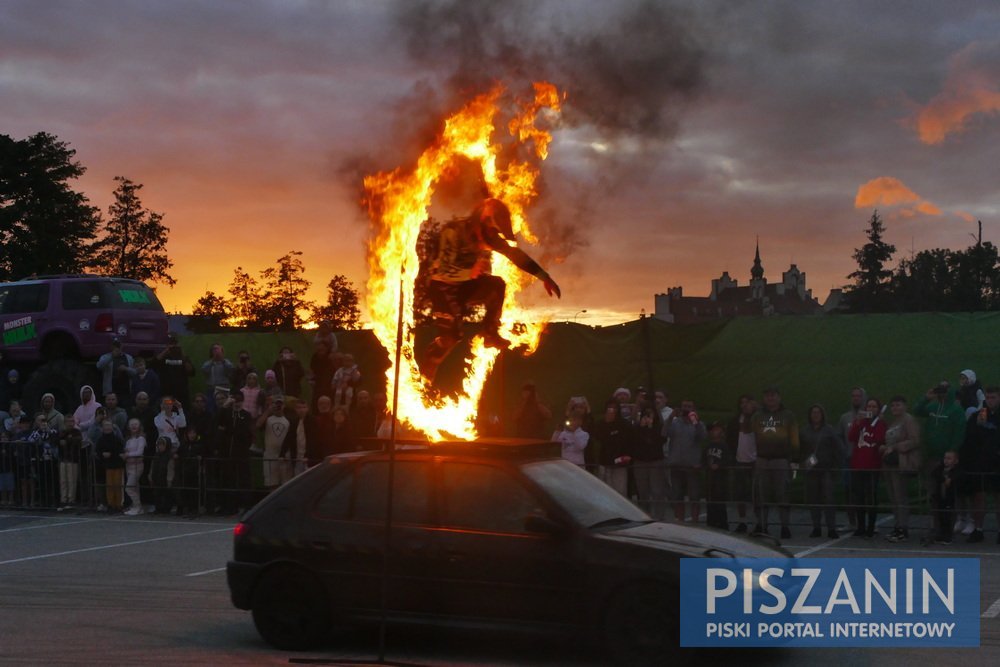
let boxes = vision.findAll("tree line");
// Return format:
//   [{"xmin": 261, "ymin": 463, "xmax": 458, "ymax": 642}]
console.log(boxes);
[
  {"xmin": 2, "ymin": 131, "xmax": 361, "ymax": 331},
  {"xmin": 845, "ymin": 210, "xmax": 1000, "ymax": 313}
]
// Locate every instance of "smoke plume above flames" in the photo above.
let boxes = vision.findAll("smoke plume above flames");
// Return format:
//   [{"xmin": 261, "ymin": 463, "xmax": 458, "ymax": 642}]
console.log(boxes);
[{"xmin": 343, "ymin": 0, "xmax": 707, "ymax": 272}]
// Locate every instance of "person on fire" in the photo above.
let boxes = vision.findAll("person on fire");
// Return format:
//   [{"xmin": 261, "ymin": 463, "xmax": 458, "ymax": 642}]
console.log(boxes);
[{"xmin": 419, "ymin": 171, "xmax": 561, "ymax": 381}]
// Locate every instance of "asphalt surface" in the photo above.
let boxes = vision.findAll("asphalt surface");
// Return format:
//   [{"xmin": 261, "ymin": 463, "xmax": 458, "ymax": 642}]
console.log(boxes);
[{"xmin": 1, "ymin": 509, "xmax": 999, "ymax": 666}]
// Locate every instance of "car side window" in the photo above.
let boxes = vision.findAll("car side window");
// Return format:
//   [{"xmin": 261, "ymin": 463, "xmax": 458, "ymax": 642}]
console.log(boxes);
[
  {"xmin": 316, "ymin": 461, "xmax": 431, "ymax": 525},
  {"xmin": 0, "ymin": 284, "xmax": 50, "ymax": 314},
  {"xmin": 62, "ymin": 281, "xmax": 109, "ymax": 309},
  {"xmin": 440, "ymin": 463, "xmax": 542, "ymax": 534}
]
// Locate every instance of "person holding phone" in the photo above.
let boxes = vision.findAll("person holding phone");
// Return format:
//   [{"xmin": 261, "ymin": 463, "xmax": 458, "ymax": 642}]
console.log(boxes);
[{"xmin": 848, "ymin": 397, "xmax": 886, "ymax": 537}]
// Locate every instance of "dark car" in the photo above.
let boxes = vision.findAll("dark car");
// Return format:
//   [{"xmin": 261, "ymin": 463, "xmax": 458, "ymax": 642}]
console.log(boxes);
[{"xmin": 227, "ymin": 439, "xmax": 788, "ymax": 663}]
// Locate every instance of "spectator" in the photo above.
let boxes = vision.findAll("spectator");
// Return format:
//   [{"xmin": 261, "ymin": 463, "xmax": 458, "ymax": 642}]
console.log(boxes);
[
  {"xmin": 883, "ymin": 396, "xmax": 921, "ymax": 542},
  {"xmin": 308, "ymin": 340, "xmax": 335, "ymax": 411},
  {"xmin": 311, "ymin": 395, "xmax": 337, "ymax": 463},
  {"xmin": 654, "ymin": 389, "xmax": 673, "ymax": 424},
  {"xmin": 799, "ymin": 404, "xmax": 842, "ymax": 538},
  {"xmin": 0, "ymin": 431, "xmax": 15, "ymax": 507},
  {"xmin": 258, "ymin": 370, "xmax": 282, "ymax": 413},
  {"xmin": 272, "ymin": 346, "xmax": 306, "ymax": 400},
  {"xmin": 284, "ymin": 399, "xmax": 315, "ymax": 476},
  {"xmin": 231, "ymin": 350, "xmax": 257, "ymax": 395},
  {"xmin": 848, "ymin": 397, "xmax": 886, "ymax": 538},
  {"xmin": 331, "ymin": 353, "xmax": 360, "ymax": 410},
  {"xmin": 174, "ymin": 427, "xmax": 203, "ymax": 518},
  {"xmin": 72, "ymin": 385, "xmax": 102, "ymax": 433},
  {"xmin": 28, "ymin": 412, "xmax": 60, "ymax": 507},
  {"xmin": 57, "ymin": 416, "xmax": 83, "ymax": 510},
  {"xmin": 123, "ymin": 418, "xmax": 146, "ymax": 515},
  {"xmin": 155, "ymin": 333, "xmax": 193, "ymax": 407},
  {"xmin": 591, "ymin": 400, "xmax": 633, "ymax": 497},
  {"xmin": 95, "ymin": 418, "xmax": 125, "ymax": 513},
  {"xmin": 330, "ymin": 406, "xmax": 357, "ymax": 454},
  {"xmin": 96, "ymin": 340, "xmax": 134, "ymax": 408},
  {"xmin": 351, "ymin": 390, "xmax": 379, "ymax": 441},
  {"xmin": 150, "ymin": 436, "xmax": 173, "ymax": 514},
  {"xmin": 0, "ymin": 369, "xmax": 25, "ymax": 413},
  {"xmin": 914, "ymin": 382, "xmax": 968, "ymax": 533},
  {"xmin": 128, "ymin": 391, "xmax": 158, "ymax": 509},
  {"xmin": 957, "ymin": 369, "xmax": 986, "ymax": 418},
  {"xmin": 553, "ymin": 414, "xmax": 589, "ymax": 468},
  {"xmin": 632, "ymin": 407, "xmax": 664, "ymax": 518},
  {"xmin": 103, "ymin": 392, "xmax": 129, "ymax": 435},
  {"xmin": 959, "ymin": 386, "xmax": 1000, "ymax": 544},
  {"xmin": 704, "ymin": 421, "xmax": 730, "ymax": 530},
  {"xmin": 258, "ymin": 395, "xmax": 290, "ymax": 489},
  {"xmin": 201, "ymin": 344, "xmax": 234, "ymax": 412},
  {"xmin": 39, "ymin": 393, "xmax": 65, "ymax": 434},
  {"xmin": 313, "ymin": 322, "xmax": 339, "ymax": 355},
  {"xmin": 240, "ymin": 372, "xmax": 263, "ymax": 421},
  {"xmin": 513, "ymin": 382, "xmax": 552, "ymax": 439},
  {"xmin": 726, "ymin": 394, "xmax": 757, "ymax": 533},
  {"xmin": 214, "ymin": 391, "xmax": 254, "ymax": 514},
  {"xmin": 565, "ymin": 397, "xmax": 595, "ymax": 468},
  {"xmin": 612, "ymin": 387, "xmax": 635, "ymax": 424},
  {"xmin": 154, "ymin": 396, "xmax": 186, "ymax": 453},
  {"xmin": 183, "ymin": 392, "xmax": 213, "ymax": 440},
  {"xmin": 750, "ymin": 386, "xmax": 799, "ymax": 538},
  {"xmin": 928, "ymin": 450, "xmax": 962, "ymax": 545},
  {"xmin": 4, "ymin": 401, "xmax": 29, "ymax": 438},
  {"xmin": 838, "ymin": 386, "xmax": 867, "ymax": 529},
  {"xmin": 13, "ymin": 419, "xmax": 36, "ymax": 507},
  {"xmin": 128, "ymin": 357, "xmax": 161, "ymax": 407},
  {"xmin": 664, "ymin": 399, "xmax": 707, "ymax": 522}
]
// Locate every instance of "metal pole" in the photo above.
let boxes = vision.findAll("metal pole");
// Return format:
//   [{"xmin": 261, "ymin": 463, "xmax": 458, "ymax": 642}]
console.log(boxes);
[{"xmin": 378, "ymin": 275, "xmax": 405, "ymax": 662}]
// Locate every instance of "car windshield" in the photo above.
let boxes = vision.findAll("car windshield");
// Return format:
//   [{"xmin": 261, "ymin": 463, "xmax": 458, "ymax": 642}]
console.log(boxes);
[{"xmin": 520, "ymin": 459, "xmax": 650, "ymax": 529}]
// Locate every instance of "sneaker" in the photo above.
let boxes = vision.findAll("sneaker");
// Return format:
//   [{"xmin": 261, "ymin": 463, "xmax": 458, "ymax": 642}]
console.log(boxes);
[
  {"xmin": 124, "ymin": 508, "xmax": 139, "ymax": 516},
  {"xmin": 962, "ymin": 521, "xmax": 975, "ymax": 535},
  {"xmin": 96, "ymin": 504, "xmax": 107, "ymax": 513},
  {"xmin": 967, "ymin": 529, "xmax": 984, "ymax": 543},
  {"xmin": 953, "ymin": 518, "xmax": 965, "ymax": 533},
  {"xmin": 809, "ymin": 527, "xmax": 822, "ymax": 538},
  {"xmin": 780, "ymin": 527, "xmax": 792, "ymax": 539},
  {"xmin": 735, "ymin": 522, "xmax": 748, "ymax": 534}
]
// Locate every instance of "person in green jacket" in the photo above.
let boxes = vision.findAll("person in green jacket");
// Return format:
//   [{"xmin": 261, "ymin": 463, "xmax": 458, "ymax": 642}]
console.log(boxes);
[{"xmin": 914, "ymin": 382, "xmax": 967, "ymax": 535}]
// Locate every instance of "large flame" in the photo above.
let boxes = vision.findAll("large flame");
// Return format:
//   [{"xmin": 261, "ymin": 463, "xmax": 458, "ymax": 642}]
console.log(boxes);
[{"xmin": 363, "ymin": 82, "xmax": 561, "ymax": 441}]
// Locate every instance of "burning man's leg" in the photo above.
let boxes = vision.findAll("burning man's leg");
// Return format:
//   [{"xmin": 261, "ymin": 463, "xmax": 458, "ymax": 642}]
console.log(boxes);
[
  {"xmin": 464, "ymin": 274, "xmax": 507, "ymax": 348},
  {"xmin": 422, "ymin": 280, "xmax": 464, "ymax": 380}
]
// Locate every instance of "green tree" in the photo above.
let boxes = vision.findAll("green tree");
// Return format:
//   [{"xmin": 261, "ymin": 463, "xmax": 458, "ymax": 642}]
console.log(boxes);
[
  {"xmin": 257, "ymin": 251, "xmax": 314, "ymax": 330},
  {"xmin": 227, "ymin": 267, "xmax": 262, "ymax": 328},
  {"xmin": 948, "ymin": 240, "xmax": 1000, "ymax": 311},
  {"xmin": 892, "ymin": 248, "xmax": 951, "ymax": 312},
  {"xmin": 313, "ymin": 274, "xmax": 362, "ymax": 330},
  {"xmin": 0, "ymin": 132, "xmax": 101, "ymax": 280},
  {"xmin": 845, "ymin": 210, "xmax": 896, "ymax": 313},
  {"xmin": 89, "ymin": 176, "xmax": 175, "ymax": 285},
  {"xmin": 188, "ymin": 290, "xmax": 229, "ymax": 332}
]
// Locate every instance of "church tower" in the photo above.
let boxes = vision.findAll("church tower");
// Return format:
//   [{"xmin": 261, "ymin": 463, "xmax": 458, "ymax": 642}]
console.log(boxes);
[{"xmin": 750, "ymin": 237, "xmax": 766, "ymax": 300}]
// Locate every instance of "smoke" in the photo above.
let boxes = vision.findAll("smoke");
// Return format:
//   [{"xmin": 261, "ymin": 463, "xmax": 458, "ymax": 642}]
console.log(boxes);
[{"xmin": 343, "ymin": 0, "xmax": 705, "ymax": 266}]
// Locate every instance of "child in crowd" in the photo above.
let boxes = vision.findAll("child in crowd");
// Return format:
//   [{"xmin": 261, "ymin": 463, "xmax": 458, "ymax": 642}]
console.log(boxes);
[
  {"xmin": 0, "ymin": 431, "xmax": 15, "ymax": 507},
  {"xmin": 704, "ymin": 422, "xmax": 730, "ymax": 530},
  {"xmin": 331, "ymin": 354, "xmax": 360, "ymax": 410},
  {"xmin": 58, "ymin": 416, "xmax": 83, "ymax": 510},
  {"xmin": 95, "ymin": 419, "xmax": 125, "ymax": 513},
  {"xmin": 928, "ymin": 450, "xmax": 962, "ymax": 545},
  {"xmin": 123, "ymin": 418, "xmax": 146, "ymax": 515},
  {"xmin": 553, "ymin": 414, "xmax": 589, "ymax": 467},
  {"xmin": 28, "ymin": 413, "xmax": 60, "ymax": 508},
  {"xmin": 151, "ymin": 436, "xmax": 173, "ymax": 514}
]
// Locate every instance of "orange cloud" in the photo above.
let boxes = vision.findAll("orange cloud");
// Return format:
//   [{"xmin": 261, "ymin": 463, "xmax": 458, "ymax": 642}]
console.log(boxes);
[
  {"xmin": 854, "ymin": 176, "xmax": 941, "ymax": 218},
  {"xmin": 912, "ymin": 41, "xmax": 1000, "ymax": 144}
]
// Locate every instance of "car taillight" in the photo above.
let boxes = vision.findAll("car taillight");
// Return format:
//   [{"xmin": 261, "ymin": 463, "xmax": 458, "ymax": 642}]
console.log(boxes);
[
  {"xmin": 95, "ymin": 313, "xmax": 114, "ymax": 333},
  {"xmin": 234, "ymin": 522, "xmax": 249, "ymax": 538}
]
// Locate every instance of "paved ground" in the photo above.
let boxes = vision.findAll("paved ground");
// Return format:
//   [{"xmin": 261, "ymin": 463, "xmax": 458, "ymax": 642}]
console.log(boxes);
[{"xmin": 1, "ymin": 509, "xmax": 999, "ymax": 666}]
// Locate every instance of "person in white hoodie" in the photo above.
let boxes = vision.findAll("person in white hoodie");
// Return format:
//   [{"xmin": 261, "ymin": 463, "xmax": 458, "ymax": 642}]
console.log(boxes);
[{"xmin": 72, "ymin": 386, "xmax": 101, "ymax": 433}]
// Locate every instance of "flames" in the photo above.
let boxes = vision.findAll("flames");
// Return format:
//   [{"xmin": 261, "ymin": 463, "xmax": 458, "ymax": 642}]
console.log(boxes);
[{"xmin": 363, "ymin": 82, "xmax": 562, "ymax": 441}]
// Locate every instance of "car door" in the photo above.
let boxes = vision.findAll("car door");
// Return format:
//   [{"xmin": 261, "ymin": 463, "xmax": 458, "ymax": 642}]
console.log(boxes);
[
  {"xmin": 428, "ymin": 460, "xmax": 587, "ymax": 628},
  {"xmin": 0, "ymin": 283, "xmax": 50, "ymax": 359},
  {"xmin": 299, "ymin": 458, "xmax": 441, "ymax": 617}
]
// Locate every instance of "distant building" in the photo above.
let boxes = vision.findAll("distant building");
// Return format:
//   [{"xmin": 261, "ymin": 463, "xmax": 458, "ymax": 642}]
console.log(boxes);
[{"xmin": 654, "ymin": 240, "xmax": 839, "ymax": 324}]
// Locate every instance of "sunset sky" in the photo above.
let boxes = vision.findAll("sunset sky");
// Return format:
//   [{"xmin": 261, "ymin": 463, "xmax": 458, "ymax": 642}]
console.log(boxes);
[{"xmin": 2, "ymin": 0, "xmax": 998, "ymax": 326}]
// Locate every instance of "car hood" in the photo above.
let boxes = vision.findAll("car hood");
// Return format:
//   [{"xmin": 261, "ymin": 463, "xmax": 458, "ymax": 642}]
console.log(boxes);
[{"xmin": 595, "ymin": 521, "xmax": 790, "ymax": 558}]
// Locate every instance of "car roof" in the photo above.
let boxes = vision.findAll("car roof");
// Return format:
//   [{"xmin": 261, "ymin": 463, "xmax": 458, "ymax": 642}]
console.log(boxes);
[
  {"xmin": 0, "ymin": 274, "xmax": 150, "ymax": 286},
  {"xmin": 336, "ymin": 437, "xmax": 561, "ymax": 463}
]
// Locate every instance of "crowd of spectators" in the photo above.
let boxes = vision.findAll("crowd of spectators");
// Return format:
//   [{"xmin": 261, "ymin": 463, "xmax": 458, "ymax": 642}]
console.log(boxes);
[
  {"xmin": 0, "ymin": 328, "xmax": 376, "ymax": 517},
  {"xmin": 544, "ymin": 370, "xmax": 1000, "ymax": 545}
]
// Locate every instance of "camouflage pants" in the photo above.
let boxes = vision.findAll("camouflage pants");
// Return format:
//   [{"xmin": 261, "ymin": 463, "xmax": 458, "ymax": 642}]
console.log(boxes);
[{"xmin": 425, "ymin": 275, "xmax": 506, "ymax": 364}]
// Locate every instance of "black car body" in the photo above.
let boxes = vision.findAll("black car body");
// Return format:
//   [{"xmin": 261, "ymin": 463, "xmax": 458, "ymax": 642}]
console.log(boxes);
[{"xmin": 227, "ymin": 439, "xmax": 788, "ymax": 661}]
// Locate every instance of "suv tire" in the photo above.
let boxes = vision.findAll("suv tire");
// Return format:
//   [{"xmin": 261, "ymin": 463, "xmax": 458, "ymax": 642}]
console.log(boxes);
[
  {"xmin": 251, "ymin": 565, "xmax": 331, "ymax": 650},
  {"xmin": 603, "ymin": 581, "xmax": 684, "ymax": 666},
  {"xmin": 21, "ymin": 359, "xmax": 100, "ymax": 415}
]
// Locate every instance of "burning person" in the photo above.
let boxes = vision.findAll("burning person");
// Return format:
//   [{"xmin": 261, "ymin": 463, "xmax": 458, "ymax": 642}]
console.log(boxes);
[{"xmin": 419, "ymin": 174, "xmax": 561, "ymax": 381}]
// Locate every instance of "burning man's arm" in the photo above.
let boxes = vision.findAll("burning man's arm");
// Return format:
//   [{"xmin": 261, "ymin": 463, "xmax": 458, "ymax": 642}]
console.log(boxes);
[{"xmin": 483, "ymin": 228, "xmax": 561, "ymax": 298}]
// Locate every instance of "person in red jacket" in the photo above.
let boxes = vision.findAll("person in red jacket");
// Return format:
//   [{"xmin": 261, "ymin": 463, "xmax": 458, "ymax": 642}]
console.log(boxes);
[{"xmin": 848, "ymin": 397, "xmax": 886, "ymax": 537}]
